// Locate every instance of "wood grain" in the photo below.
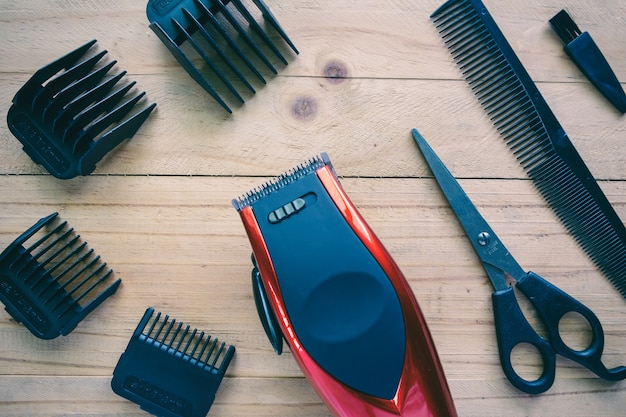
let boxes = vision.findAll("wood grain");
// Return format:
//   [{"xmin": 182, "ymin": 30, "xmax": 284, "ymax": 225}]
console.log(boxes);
[{"xmin": 0, "ymin": 0, "xmax": 624, "ymax": 416}]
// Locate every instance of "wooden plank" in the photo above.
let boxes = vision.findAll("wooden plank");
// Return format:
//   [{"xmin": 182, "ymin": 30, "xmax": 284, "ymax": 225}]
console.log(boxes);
[
  {"xmin": 1, "ymin": 73, "xmax": 624, "ymax": 179},
  {"xmin": 1, "ymin": 1, "xmax": 623, "ymax": 178},
  {"xmin": 1, "ymin": 375, "xmax": 624, "ymax": 416},
  {"xmin": 0, "ymin": 0, "xmax": 624, "ymax": 80}
]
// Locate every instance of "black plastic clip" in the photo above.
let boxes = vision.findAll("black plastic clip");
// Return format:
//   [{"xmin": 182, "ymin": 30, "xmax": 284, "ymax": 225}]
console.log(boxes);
[
  {"xmin": 7, "ymin": 40, "xmax": 156, "ymax": 179},
  {"xmin": 251, "ymin": 254, "xmax": 283, "ymax": 355},
  {"xmin": 111, "ymin": 307, "xmax": 236, "ymax": 417},
  {"xmin": 550, "ymin": 9, "xmax": 626, "ymax": 113},
  {"xmin": 0, "ymin": 213, "xmax": 121, "ymax": 339},
  {"xmin": 146, "ymin": 0, "xmax": 298, "ymax": 113}
]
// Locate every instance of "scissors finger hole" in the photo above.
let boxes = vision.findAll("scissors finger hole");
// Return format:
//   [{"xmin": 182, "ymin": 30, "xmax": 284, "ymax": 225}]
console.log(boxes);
[
  {"xmin": 558, "ymin": 311, "xmax": 592, "ymax": 351},
  {"xmin": 510, "ymin": 342, "xmax": 544, "ymax": 382}
]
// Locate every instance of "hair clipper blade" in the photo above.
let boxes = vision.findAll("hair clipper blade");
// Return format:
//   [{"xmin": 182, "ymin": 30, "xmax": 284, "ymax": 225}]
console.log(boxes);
[
  {"xmin": 232, "ymin": 153, "xmax": 457, "ymax": 417},
  {"xmin": 111, "ymin": 307, "xmax": 235, "ymax": 417},
  {"xmin": 0, "ymin": 212, "xmax": 121, "ymax": 339}
]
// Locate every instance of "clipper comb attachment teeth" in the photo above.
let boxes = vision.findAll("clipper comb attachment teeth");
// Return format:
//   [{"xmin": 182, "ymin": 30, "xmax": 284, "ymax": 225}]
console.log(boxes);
[
  {"xmin": 147, "ymin": 0, "xmax": 299, "ymax": 113},
  {"xmin": 0, "ymin": 213, "xmax": 121, "ymax": 339},
  {"xmin": 7, "ymin": 40, "xmax": 156, "ymax": 179},
  {"xmin": 111, "ymin": 307, "xmax": 236, "ymax": 417}
]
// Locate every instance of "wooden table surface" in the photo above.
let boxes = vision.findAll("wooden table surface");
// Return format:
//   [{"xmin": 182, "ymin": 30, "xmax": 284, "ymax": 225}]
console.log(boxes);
[{"xmin": 1, "ymin": 0, "xmax": 625, "ymax": 416}]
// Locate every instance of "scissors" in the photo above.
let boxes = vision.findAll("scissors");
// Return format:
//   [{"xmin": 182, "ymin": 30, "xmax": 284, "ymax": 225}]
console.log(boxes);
[{"xmin": 411, "ymin": 128, "xmax": 626, "ymax": 394}]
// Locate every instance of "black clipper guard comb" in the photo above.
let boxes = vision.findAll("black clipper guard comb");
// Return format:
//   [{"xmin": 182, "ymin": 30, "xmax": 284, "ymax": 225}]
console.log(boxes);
[
  {"xmin": 0, "ymin": 213, "xmax": 121, "ymax": 339},
  {"xmin": 549, "ymin": 9, "xmax": 626, "ymax": 113},
  {"xmin": 111, "ymin": 307, "xmax": 236, "ymax": 417},
  {"xmin": 147, "ymin": 0, "xmax": 298, "ymax": 113},
  {"xmin": 7, "ymin": 40, "xmax": 157, "ymax": 179}
]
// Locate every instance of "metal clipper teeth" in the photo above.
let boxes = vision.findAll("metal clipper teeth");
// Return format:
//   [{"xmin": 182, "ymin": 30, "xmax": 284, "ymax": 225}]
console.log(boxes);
[
  {"xmin": 111, "ymin": 307, "xmax": 236, "ymax": 417},
  {"xmin": 147, "ymin": 0, "xmax": 299, "ymax": 113},
  {"xmin": 0, "ymin": 213, "xmax": 121, "ymax": 339},
  {"xmin": 6, "ymin": 39, "xmax": 156, "ymax": 179},
  {"xmin": 232, "ymin": 153, "xmax": 329, "ymax": 211}
]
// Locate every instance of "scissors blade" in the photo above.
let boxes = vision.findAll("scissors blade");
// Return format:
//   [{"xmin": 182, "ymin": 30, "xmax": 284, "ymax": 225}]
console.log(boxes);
[{"xmin": 411, "ymin": 128, "xmax": 525, "ymax": 289}]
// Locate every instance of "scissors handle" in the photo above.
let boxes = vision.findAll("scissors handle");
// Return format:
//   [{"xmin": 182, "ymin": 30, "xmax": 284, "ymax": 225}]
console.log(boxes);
[
  {"xmin": 517, "ymin": 272, "xmax": 626, "ymax": 382},
  {"xmin": 492, "ymin": 286, "xmax": 557, "ymax": 394}
]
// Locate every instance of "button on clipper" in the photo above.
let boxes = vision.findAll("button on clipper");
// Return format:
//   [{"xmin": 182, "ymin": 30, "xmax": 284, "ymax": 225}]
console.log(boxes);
[{"xmin": 268, "ymin": 198, "xmax": 306, "ymax": 224}]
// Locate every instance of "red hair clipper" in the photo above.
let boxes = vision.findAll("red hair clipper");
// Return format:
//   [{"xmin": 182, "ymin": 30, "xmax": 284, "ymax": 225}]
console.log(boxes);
[{"xmin": 232, "ymin": 153, "xmax": 456, "ymax": 416}]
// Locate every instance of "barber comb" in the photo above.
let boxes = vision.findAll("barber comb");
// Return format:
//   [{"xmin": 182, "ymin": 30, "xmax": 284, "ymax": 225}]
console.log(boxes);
[
  {"xmin": 112, "ymin": 307, "xmax": 236, "ymax": 417},
  {"xmin": 0, "ymin": 213, "xmax": 121, "ymax": 339},
  {"xmin": 147, "ymin": 0, "xmax": 298, "ymax": 113},
  {"xmin": 431, "ymin": 0, "xmax": 626, "ymax": 297},
  {"xmin": 7, "ymin": 40, "xmax": 156, "ymax": 179}
]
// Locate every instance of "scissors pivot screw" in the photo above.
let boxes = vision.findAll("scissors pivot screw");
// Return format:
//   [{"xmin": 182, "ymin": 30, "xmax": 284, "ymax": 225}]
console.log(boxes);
[{"xmin": 477, "ymin": 232, "xmax": 491, "ymax": 246}]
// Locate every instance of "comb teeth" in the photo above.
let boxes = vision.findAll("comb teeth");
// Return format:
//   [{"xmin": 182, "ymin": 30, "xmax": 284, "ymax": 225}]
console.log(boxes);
[
  {"xmin": 0, "ymin": 213, "xmax": 121, "ymax": 339},
  {"xmin": 147, "ymin": 0, "xmax": 298, "ymax": 113},
  {"xmin": 232, "ymin": 153, "xmax": 329, "ymax": 211},
  {"xmin": 140, "ymin": 310, "xmax": 232, "ymax": 370},
  {"xmin": 431, "ymin": 0, "xmax": 626, "ymax": 297},
  {"xmin": 111, "ymin": 307, "xmax": 236, "ymax": 417},
  {"xmin": 7, "ymin": 40, "xmax": 156, "ymax": 179},
  {"xmin": 530, "ymin": 159, "xmax": 626, "ymax": 288},
  {"xmin": 430, "ymin": 0, "xmax": 562, "ymax": 172}
]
